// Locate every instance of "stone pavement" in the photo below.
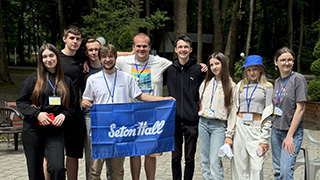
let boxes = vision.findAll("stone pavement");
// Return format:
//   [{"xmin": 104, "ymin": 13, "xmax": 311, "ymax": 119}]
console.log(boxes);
[{"xmin": 0, "ymin": 130, "xmax": 320, "ymax": 180}]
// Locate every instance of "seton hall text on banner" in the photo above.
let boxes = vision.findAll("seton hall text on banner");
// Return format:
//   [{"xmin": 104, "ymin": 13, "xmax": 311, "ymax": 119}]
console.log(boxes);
[{"xmin": 90, "ymin": 100, "xmax": 176, "ymax": 159}]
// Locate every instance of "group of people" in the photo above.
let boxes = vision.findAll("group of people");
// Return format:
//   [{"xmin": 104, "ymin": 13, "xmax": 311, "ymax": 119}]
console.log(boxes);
[
  {"xmin": 16, "ymin": 24, "xmax": 307, "ymax": 180},
  {"xmin": 197, "ymin": 48, "xmax": 307, "ymax": 180}
]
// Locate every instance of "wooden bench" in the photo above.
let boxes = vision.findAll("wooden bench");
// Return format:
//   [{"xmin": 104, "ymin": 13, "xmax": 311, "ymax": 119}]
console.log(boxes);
[{"xmin": 0, "ymin": 102, "xmax": 23, "ymax": 151}]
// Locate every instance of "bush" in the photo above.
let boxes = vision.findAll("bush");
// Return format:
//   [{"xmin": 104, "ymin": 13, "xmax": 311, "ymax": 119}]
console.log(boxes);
[
  {"xmin": 310, "ymin": 59, "xmax": 320, "ymax": 77},
  {"xmin": 308, "ymin": 78, "xmax": 320, "ymax": 101}
]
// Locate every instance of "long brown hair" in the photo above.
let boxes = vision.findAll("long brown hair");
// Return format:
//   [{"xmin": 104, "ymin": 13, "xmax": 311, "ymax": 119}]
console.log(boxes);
[
  {"xmin": 30, "ymin": 43, "xmax": 70, "ymax": 108},
  {"xmin": 201, "ymin": 52, "xmax": 233, "ymax": 109}
]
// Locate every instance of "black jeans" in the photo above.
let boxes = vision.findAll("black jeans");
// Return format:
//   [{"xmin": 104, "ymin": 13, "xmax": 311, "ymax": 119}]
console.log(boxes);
[
  {"xmin": 171, "ymin": 122, "xmax": 199, "ymax": 180},
  {"xmin": 22, "ymin": 127, "xmax": 65, "ymax": 180}
]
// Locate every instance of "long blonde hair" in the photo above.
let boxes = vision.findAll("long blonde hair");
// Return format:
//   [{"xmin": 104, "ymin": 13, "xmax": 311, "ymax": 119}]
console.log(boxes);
[{"xmin": 239, "ymin": 65, "xmax": 273, "ymax": 91}]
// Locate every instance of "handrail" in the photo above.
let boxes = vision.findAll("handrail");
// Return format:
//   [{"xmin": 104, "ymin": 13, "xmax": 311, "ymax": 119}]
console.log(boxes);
[{"xmin": 305, "ymin": 129, "xmax": 320, "ymax": 145}]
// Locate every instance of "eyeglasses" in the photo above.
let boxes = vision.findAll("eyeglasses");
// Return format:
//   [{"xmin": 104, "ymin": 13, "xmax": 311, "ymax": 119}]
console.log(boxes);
[{"xmin": 278, "ymin": 58, "xmax": 294, "ymax": 63}]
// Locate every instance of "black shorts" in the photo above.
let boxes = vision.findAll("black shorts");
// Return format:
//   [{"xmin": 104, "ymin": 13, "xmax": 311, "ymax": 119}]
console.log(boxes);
[{"xmin": 64, "ymin": 112, "xmax": 86, "ymax": 158}]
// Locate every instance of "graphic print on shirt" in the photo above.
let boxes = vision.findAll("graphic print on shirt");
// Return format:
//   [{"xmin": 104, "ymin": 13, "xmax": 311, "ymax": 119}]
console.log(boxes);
[
  {"xmin": 131, "ymin": 65, "xmax": 152, "ymax": 93},
  {"xmin": 273, "ymin": 85, "xmax": 287, "ymax": 104}
]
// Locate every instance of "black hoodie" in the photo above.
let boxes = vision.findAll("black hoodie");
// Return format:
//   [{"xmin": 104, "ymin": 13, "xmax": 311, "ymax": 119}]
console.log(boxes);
[{"xmin": 165, "ymin": 57, "xmax": 205, "ymax": 125}]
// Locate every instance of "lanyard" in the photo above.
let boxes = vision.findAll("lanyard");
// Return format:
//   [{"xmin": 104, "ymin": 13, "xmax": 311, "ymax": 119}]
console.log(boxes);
[
  {"xmin": 89, "ymin": 64, "xmax": 102, "ymax": 74},
  {"xmin": 135, "ymin": 57, "xmax": 149, "ymax": 82},
  {"xmin": 246, "ymin": 83, "xmax": 258, "ymax": 112},
  {"xmin": 102, "ymin": 70, "xmax": 117, "ymax": 103},
  {"xmin": 277, "ymin": 70, "xmax": 292, "ymax": 105},
  {"xmin": 209, "ymin": 79, "xmax": 219, "ymax": 109},
  {"xmin": 47, "ymin": 78, "xmax": 56, "ymax": 96}
]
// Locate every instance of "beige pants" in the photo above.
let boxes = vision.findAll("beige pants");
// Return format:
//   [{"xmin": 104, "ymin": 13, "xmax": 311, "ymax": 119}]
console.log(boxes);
[
  {"xmin": 231, "ymin": 116, "xmax": 265, "ymax": 180},
  {"xmin": 89, "ymin": 157, "xmax": 125, "ymax": 180}
]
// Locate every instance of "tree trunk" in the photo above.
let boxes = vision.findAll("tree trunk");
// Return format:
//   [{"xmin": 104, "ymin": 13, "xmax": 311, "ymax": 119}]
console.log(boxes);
[
  {"xmin": 174, "ymin": 0, "xmax": 188, "ymax": 43},
  {"xmin": 0, "ymin": 0, "xmax": 12, "ymax": 83},
  {"xmin": 245, "ymin": 0, "xmax": 254, "ymax": 56},
  {"xmin": 57, "ymin": 0, "xmax": 66, "ymax": 35},
  {"xmin": 225, "ymin": 0, "xmax": 240, "ymax": 77},
  {"xmin": 197, "ymin": 0, "xmax": 203, "ymax": 63},
  {"xmin": 146, "ymin": 0, "xmax": 150, "ymax": 36},
  {"xmin": 287, "ymin": 0, "xmax": 293, "ymax": 49},
  {"xmin": 297, "ymin": 5, "xmax": 304, "ymax": 73},
  {"xmin": 211, "ymin": 0, "xmax": 229, "ymax": 52},
  {"xmin": 17, "ymin": 0, "xmax": 26, "ymax": 65}
]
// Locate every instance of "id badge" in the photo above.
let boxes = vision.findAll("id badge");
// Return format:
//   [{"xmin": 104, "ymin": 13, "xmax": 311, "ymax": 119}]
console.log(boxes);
[
  {"xmin": 49, "ymin": 96, "xmax": 61, "ymax": 105},
  {"xmin": 204, "ymin": 109, "xmax": 215, "ymax": 118},
  {"xmin": 242, "ymin": 113, "xmax": 253, "ymax": 122},
  {"xmin": 274, "ymin": 107, "xmax": 283, "ymax": 116}
]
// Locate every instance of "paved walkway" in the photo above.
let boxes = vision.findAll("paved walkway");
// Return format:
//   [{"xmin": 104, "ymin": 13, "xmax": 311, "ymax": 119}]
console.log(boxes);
[{"xmin": 0, "ymin": 130, "xmax": 319, "ymax": 180}]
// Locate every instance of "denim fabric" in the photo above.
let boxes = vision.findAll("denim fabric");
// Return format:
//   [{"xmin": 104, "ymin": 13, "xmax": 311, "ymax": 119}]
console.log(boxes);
[
  {"xmin": 199, "ymin": 117, "xmax": 226, "ymax": 180},
  {"xmin": 171, "ymin": 123, "xmax": 198, "ymax": 180},
  {"xmin": 271, "ymin": 127, "xmax": 303, "ymax": 180}
]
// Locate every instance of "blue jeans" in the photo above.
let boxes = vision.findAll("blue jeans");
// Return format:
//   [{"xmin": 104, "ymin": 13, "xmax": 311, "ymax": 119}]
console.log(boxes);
[
  {"xmin": 271, "ymin": 127, "xmax": 303, "ymax": 180},
  {"xmin": 199, "ymin": 117, "xmax": 226, "ymax": 180}
]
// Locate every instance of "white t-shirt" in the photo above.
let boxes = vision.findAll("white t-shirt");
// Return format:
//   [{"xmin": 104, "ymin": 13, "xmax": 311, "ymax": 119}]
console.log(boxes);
[
  {"xmin": 83, "ymin": 70, "xmax": 142, "ymax": 104},
  {"xmin": 116, "ymin": 54, "xmax": 172, "ymax": 96}
]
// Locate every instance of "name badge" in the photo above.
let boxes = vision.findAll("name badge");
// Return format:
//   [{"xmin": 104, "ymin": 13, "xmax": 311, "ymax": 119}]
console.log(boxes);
[
  {"xmin": 49, "ymin": 96, "xmax": 61, "ymax": 105},
  {"xmin": 204, "ymin": 109, "xmax": 215, "ymax": 118},
  {"xmin": 274, "ymin": 107, "xmax": 283, "ymax": 116},
  {"xmin": 243, "ymin": 113, "xmax": 253, "ymax": 121}
]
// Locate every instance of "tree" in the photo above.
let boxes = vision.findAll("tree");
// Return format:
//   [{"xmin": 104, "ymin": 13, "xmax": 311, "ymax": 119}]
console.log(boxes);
[
  {"xmin": 225, "ymin": 0, "xmax": 241, "ymax": 77},
  {"xmin": 0, "ymin": 0, "xmax": 12, "ymax": 83},
  {"xmin": 173, "ymin": 0, "xmax": 188, "ymax": 42},
  {"xmin": 82, "ymin": 0, "xmax": 169, "ymax": 51},
  {"xmin": 287, "ymin": 0, "xmax": 293, "ymax": 49},
  {"xmin": 17, "ymin": 0, "xmax": 26, "ymax": 65},
  {"xmin": 57, "ymin": 0, "xmax": 65, "ymax": 35},
  {"xmin": 297, "ymin": 4, "xmax": 304, "ymax": 73},
  {"xmin": 197, "ymin": 0, "xmax": 203, "ymax": 63},
  {"xmin": 211, "ymin": 0, "xmax": 228, "ymax": 52},
  {"xmin": 245, "ymin": 0, "xmax": 254, "ymax": 56}
]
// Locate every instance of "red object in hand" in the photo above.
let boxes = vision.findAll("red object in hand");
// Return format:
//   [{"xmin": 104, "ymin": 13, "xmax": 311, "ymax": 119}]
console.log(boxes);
[
  {"xmin": 38, "ymin": 113, "xmax": 55, "ymax": 126},
  {"xmin": 47, "ymin": 113, "xmax": 55, "ymax": 121}
]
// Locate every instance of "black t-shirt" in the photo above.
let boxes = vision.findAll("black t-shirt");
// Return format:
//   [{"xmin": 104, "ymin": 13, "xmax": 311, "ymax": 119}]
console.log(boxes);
[{"xmin": 59, "ymin": 50, "xmax": 84, "ymax": 100}]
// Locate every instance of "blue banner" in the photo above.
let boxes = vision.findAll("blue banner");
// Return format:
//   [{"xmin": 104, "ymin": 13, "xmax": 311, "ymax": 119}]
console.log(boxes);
[{"xmin": 90, "ymin": 100, "xmax": 176, "ymax": 159}]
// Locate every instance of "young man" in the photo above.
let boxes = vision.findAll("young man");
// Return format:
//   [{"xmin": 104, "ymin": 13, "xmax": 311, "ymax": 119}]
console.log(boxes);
[
  {"xmin": 165, "ymin": 35, "xmax": 205, "ymax": 180},
  {"xmin": 115, "ymin": 33, "xmax": 172, "ymax": 180},
  {"xmin": 82, "ymin": 38, "xmax": 111, "ymax": 180},
  {"xmin": 82, "ymin": 43, "xmax": 173, "ymax": 180},
  {"xmin": 60, "ymin": 25, "xmax": 86, "ymax": 180}
]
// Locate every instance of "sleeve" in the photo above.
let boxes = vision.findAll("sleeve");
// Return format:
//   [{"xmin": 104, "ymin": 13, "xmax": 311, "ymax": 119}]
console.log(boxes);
[
  {"xmin": 225, "ymin": 83, "xmax": 238, "ymax": 139},
  {"xmin": 82, "ymin": 76, "xmax": 94, "ymax": 101},
  {"xmin": 259, "ymin": 86, "xmax": 274, "ymax": 144},
  {"xmin": 129, "ymin": 75, "xmax": 142, "ymax": 99},
  {"xmin": 160, "ymin": 56, "xmax": 172, "ymax": 71},
  {"xmin": 198, "ymin": 81, "xmax": 205, "ymax": 103},
  {"xmin": 295, "ymin": 74, "xmax": 308, "ymax": 103},
  {"xmin": 163, "ymin": 69, "xmax": 168, "ymax": 86},
  {"xmin": 61, "ymin": 78, "xmax": 76, "ymax": 121},
  {"xmin": 115, "ymin": 56, "xmax": 124, "ymax": 70},
  {"xmin": 16, "ymin": 75, "xmax": 41, "ymax": 120}
]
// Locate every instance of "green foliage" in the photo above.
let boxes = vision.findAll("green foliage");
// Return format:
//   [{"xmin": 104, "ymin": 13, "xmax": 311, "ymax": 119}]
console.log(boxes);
[
  {"xmin": 81, "ymin": 0, "xmax": 169, "ymax": 51},
  {"xmin": 312, "ymin": 19, "xmax": 320, "ymax": 59},
  {"xmin": 308, "ymin": 79, "xmax": 320, "ymax": 101},
  {"xmin": 310, "ymin": 59, "xmax": 320, "ymax": 77},
  {"xmin": 234, "ymin": 56, "xmax": 245, "ymax": 78}
]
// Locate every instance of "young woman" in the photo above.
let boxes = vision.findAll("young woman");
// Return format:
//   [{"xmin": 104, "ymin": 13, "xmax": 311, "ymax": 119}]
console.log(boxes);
[
  {"xmin": 231, "ymin": 55, "xmax": 273, "ymax": 180},
  {"xmin": 271, "ymin": 47, "xmax": 307, "ymax": 179},
  {"xmin": 16, "ymin": 43, "xmax": 76, "ymax": 180},
  {"xmin": 198, "ymin": 52, "xmax": 237, "ymax": 180}
]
